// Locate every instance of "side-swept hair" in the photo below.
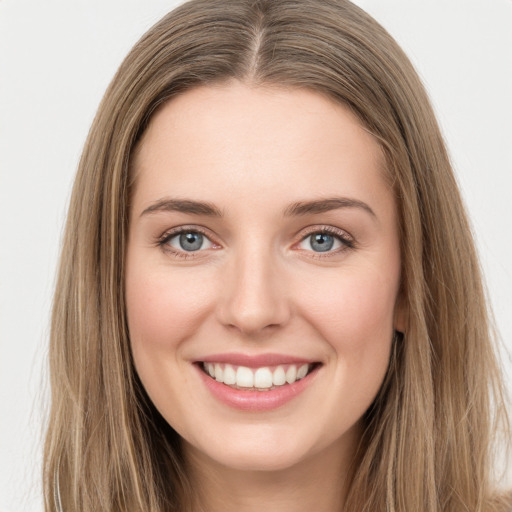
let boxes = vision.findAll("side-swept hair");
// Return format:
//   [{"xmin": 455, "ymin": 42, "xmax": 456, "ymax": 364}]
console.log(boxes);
[{"xmin": 44, "ymin": 1, "xmax": 510, "ymax": 510}]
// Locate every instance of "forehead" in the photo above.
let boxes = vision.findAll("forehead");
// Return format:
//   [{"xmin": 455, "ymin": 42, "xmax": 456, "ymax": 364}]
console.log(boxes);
[{"xmin": 131, "ymin": 82, "xmax": 391, "ymax": 217}]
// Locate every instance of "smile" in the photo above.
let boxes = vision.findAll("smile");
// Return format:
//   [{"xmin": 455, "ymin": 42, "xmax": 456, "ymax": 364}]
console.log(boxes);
[
  {"xmin": 201, "ymin": 362, "xmax": 314, "ymax": 390},
  {"xmin": 194, "ymin": 355, "xmax": 322, "ymax": 411}
]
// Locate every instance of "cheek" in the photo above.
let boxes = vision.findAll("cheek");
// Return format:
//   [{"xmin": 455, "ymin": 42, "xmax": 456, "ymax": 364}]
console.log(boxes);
[
  {"xmin": 297, "ymin": 266, "xmax": 399, "ymax": 368},
  {"xmin": 306, "ymin": 271, "xmax": 397, "ymax": 327},
  {"xmin": 124, "ymin": 264, "xmax": 218, "ymax": 430},
  {"xmin": 125, "ymin": 264, "xmax": 215, "ymax": 356}
]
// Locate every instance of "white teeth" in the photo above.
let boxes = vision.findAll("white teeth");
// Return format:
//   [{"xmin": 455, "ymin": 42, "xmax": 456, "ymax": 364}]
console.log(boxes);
[
  {"xmin": 223, "ymin": 364, "xmax": 236, "ymax": 385},
  {"xmin": 214, "ymin": 363, "xmax": 223, "ymax": 382},
  {"xmin": 236, "ymin": 366, "xmax": 254, "ymax": 388},
  {"xmin": 273, "ymin": 366, "xmax": 286, "ymax": 386},
  {"xmin": 202, "ymin": 362, "xmax": 314, "ymax": 389},
  {"xmin": 285, "ymin": 365, "xmax": 297, "ymax": 384},
  {"xmin": 297, "ymin": 364, "xmax": 309, "ymax": 380},
  {"xmin": 254, "ymin": 367, "xmax": 273, "ymax": 388}
]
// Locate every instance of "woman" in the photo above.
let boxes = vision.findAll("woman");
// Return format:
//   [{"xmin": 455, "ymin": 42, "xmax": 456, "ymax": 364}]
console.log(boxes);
[{"xmin": 43, "ymin": 0, "xmax": 511, "ymax": 510}]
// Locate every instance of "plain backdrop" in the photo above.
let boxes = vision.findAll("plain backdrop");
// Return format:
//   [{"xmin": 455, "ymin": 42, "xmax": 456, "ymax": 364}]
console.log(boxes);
[{"xmin": 1, "ymin": 1, "xmax": 511, "ymax": 510}]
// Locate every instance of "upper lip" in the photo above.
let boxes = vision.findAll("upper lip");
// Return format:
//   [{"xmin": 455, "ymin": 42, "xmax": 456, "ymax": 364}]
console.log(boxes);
[{"xmin": 196, "ymin": 353, "xmax": 319, "ymax": 368}]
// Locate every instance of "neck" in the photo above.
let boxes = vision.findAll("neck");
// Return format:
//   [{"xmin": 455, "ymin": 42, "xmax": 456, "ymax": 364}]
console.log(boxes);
[{"xmin": 183, "ymin": 428, "xmax": 360, "ymax": 512}]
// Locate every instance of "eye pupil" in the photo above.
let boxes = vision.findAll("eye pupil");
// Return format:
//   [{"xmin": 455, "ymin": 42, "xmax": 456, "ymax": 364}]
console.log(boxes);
[
  {"xmin": 310, "ymin": 233, "xmax": 334, "ymax": 252},
  {"xmin": 179, "ymin": 232, "xmax": 203, "ymax": 251}
]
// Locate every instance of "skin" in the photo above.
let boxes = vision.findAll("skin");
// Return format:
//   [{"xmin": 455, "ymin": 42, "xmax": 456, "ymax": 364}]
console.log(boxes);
[{"xmin": 126, "ymin": 81, "xmax": 404, "ymax": 512}]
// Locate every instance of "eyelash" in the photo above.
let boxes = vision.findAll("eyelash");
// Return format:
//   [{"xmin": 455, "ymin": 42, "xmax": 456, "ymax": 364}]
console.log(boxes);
[
  {"xmin": 157, "ymin": 226, "xmax": 215, "ymax": 260},
  {"xmin": 156, "ymin": 225, "xmax": 355, "ymax": 259},
  {"xmin": 296, "ymin": 226, "xmax": 355, "ymax": 258}
]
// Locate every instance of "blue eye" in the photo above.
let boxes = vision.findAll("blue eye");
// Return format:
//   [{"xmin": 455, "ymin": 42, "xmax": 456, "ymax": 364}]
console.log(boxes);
[
  {"xmin": 298, "ymin": 232, "xmax": 345, "ymax": 253},
  {"xmin": 310, "ymin": 233, "xmax": 334, "ymax": 252},
  {"xmin": 167, "ymin": 231, "xmax": 213, "ymax": 252}
]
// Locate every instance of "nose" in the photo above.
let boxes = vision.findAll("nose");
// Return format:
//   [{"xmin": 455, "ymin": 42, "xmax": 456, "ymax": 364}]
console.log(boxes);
[{"xmin": 216, "ymin": 244, "xmax": 291, "ymax": 336}]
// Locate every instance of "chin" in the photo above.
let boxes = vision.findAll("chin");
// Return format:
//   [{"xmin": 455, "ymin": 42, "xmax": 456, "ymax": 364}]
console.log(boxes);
[
  {"xmin": 208, "ymin": 449, "xmax": 307, "ymax": 473},
  {"xmin": 184, "ymin": 429, "xmax": 314, "ymax": 473}
]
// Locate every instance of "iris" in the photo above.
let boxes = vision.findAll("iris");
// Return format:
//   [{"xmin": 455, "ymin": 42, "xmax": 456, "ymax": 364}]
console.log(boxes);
[
  {"xmin": 309, "ymin": 233, "xmax": 334, "ymax": 252},
  {"xmin": 179, "ymin": 232, "xmax": 204, "ymax": 251}
]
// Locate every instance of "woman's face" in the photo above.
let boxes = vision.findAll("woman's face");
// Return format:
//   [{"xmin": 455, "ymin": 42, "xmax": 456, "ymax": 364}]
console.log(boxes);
[{"xmin": 126, "ymin": 82, "xmax": 404, "ymax": 473}]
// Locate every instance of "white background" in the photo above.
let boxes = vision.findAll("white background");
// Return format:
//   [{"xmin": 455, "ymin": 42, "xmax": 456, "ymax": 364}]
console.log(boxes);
[{"xmin": 1, "ymin": 1, "xmax": 511, "ymax": 510}]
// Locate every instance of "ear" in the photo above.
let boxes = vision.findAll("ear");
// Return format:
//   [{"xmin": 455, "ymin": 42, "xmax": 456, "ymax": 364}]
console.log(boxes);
[{"xmin": 393, "ymin": 292, "xmax": 407, "ymax": 334}]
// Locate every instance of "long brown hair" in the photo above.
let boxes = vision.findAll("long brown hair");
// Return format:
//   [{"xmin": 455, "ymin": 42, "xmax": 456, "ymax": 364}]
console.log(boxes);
[{"xmin": 44, "ymin": 0, "xmax": 511, "ymax": 510}]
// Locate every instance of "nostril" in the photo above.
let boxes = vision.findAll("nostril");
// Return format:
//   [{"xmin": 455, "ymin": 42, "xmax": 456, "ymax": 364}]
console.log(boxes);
[{"xmin": 215, "ymin": 265, "xmax": 291, "ymax": 334}]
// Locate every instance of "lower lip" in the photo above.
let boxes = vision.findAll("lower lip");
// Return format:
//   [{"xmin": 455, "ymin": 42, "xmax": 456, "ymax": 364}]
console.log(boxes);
[{"xmin": 195, "ymin": 364, "xmax": 320, "ymax": 412}]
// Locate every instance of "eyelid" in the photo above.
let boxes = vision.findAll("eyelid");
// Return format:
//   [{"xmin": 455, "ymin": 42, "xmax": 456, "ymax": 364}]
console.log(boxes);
[
  {"xmin": 157, "ymin": 225, "xmax": 214, "ymax": 243},
  {"xmin": 157, "ymin": 225, "xmax": 221, "ymax": 258},
  {"xmin": 293, "ymin": 225, "xmax": 355, "ymax": 255},
  {"xmin": 155, "ymin": 223, "xmax": 355, "ymax": 259}
]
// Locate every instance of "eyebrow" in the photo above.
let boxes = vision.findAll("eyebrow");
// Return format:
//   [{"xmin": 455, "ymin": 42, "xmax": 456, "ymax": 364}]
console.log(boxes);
[
  {"xmin": 283, "ymin": 197, "xmax": 376, "ymax": 218},
  {"xmin": 140, "ymin": 198, "xmax": 223, "ymax": 217},
  {"xmin": 140, "ymin": 196, "xmax": 375, "ymax": 219}
]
